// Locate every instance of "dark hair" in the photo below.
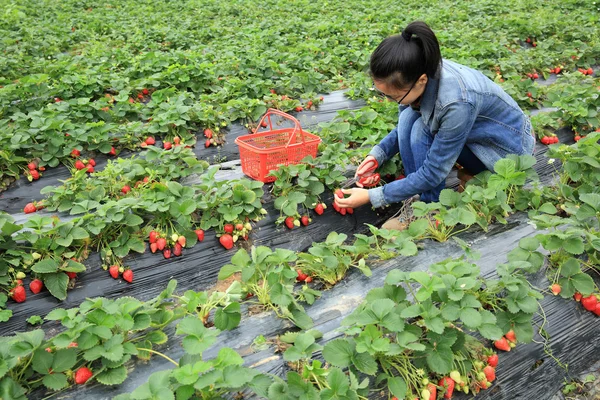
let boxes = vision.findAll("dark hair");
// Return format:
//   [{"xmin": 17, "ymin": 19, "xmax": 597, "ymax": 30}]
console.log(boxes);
[{"xmin": 369, "ymin": 21, "xmax": 442, "ymax": 89}]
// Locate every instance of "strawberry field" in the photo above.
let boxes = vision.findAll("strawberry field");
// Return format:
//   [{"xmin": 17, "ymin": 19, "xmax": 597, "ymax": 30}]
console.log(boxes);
[{"xmin": 1, "ymin": 0, "xmax": 600, "ymax": 399}]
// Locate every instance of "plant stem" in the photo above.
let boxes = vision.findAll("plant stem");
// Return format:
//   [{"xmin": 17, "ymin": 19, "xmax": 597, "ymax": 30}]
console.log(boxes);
[{"xmin": 136, "ymin": 348, "xmax": 179, "ymax": 366}]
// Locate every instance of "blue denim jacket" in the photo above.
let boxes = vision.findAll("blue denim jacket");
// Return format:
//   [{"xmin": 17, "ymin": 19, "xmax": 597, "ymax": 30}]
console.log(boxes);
[{"xmin": 368, "ymin": 59, "xmax": 535, "ymax": 208}]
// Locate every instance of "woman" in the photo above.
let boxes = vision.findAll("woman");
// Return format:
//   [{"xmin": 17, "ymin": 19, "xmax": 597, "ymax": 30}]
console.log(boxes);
[{"xmin": 335, "ymin": 20, "xmax": 535, "ymax": 229}]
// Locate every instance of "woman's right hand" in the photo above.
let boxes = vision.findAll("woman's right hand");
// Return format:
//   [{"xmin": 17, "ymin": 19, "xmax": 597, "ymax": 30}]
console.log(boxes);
[{"xmin": 355, "ymin": 155, "xmax": 379, "ymax": 188}]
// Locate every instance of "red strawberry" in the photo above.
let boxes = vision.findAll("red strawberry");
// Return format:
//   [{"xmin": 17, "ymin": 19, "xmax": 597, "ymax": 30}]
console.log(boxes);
[
  {"xmin": 195, "ymin": 229, "xmax": 205, "ymax": 242},
  {"xmin": 137, "ymin": 93, "xmax": 144, "ymax": 100},
  {"xmin": 527, "ymin": 92, "xmax": 532, "ymax": 98},
  {"xmin": 173, "ymin": 136, "xmax": 181, "ymax": 144},
  {"xmin": 526, "ymin": 37, "xmax": 531, "ymax": 43},
  {"xmin": 295, "ymin": 106, "xmax": 303, "ymax": 112},
  {"xmin": 177, "ymin": 236, "xmax": 186, "ymax": 247},
  {"xmin": 30, "ymin": 169, "xmax": 40, "ymax": 180},
  {"xmin": 86, "ymin": 165, "xmax": 94, "ymax": 173},
  {"xmin": 297, "ymin": 270, "xmax": 308, "ymax": 281},
  {"xmin": 142, "ymin": 88, "xmax": 149, "ymax": 95},
  {"xmin": 305, "ymin": 276, "xmax": 313, "ymax": 283},
  {"xmin": 333, "ymin": 202, "xmax": 340, "ymax": 212},
  {"xmin": 11, "ymin": 286, "xmax": 26, "ymax": 303},
  {"xmin": 335, "ymin": 189, "xmax": 344, "ymax": 199},
  {"xmin": 109, "ymin": 146, "xmax": 116, "ymax": 156},
  {"xmin": 219, "ymin": 234, "xmax": 234, "ymax": 250},
  {"xmin": 427, "ymin": 383, "xmax": 437, "ymax": 400},
  {"xmin": 29, "ymin": 279, "xmax": 43, "ymax": 294},
  {"xmin": 300, "ymin": 216, "xmax": 309, "ymax": 226},
  {"xmin": 65, "ymin": 272, "xmax": 77, "ymax": 279},
  {"xmin": 550, "ymin": 283, "xmax": 561, "ymax": 296},
  {"xmin": 122, "ymin": 270, "xmax": 133, "ymax": 283},
  {"xmin": 236, "ymin": 223, "xmax": 244, "ymax": 231},
  {"xmin": 284, "ymin": 217, "xmax": 295, "ymax": 230},
  {"xmin": 552, "ymin": 136, "xmax": 559, "ymax": 144},
  {"xmin": 587, "ymin": 68, "xmax": 594, "ymax": 75},
  {"xmin": 88, "ymin": 158, "xmax": 96, "ymax": 167},
  {"xmin": 574, "ymin": 135, "xmax": 581, "ymax": 142},
  {"xmin": 224, "ymin": 224, "xmax": 234, "ymax": 234},
  {"xmin": 109, "ymin": 265, "xmax": 119, "ymax": 279},
  {"xmin": 314, "ymin": 203, "xmax": 324, "ymax": 215},
  {"xmin": 156, "ymin": 238, "xmax": 167, "ymax": 251},
  {"xmin": 149, "ymin": 230, "xmax": 158, "ymax": 244},
  {"xmin": 438, "ymin": 376, "xmax": 455, "ymax": 399},
  {"xmin": 128, "ymin": 97, "xmax": 135, "ymax": 103},
  {"xmin": 145, "ymin": 136, "xmax": 155, "ymax": 145},
  {"xmin": 582, "ymin": 295, "xmax": 598, "ymax": 311},
  {"xmin": 163, "ymin": 249, "xmax": 171, "ymax": 259},
  {"xmin": 75, "ymin": 160, "xmax": 86, "ymax": 170},
  {"xmin": 574, "ymin": 292, "xmax": 583, "ymax": 302},
  {"xmin": 340, "ymin": 207, "xmax": 347, "ymax": 216},
  {"xmin": 27, "ymin": 162, "xmax": 37, "ymax": 170},
  {"xmin": 540, "ymin": 136, "xmax": 550, "ymax": 145},
  {"xmin": 204, "ymin": 128, "xmax": 213, "ymax": 138},
  {"xmin": 150, "ymin": 243, "xmax": 158, "ymax": 253},
  {"xmin": 71, "ymin": 149, "xmax": 81, "ymax": 157},
  {"xmin": 532, "ymin": 73, "xmax": 539, "ymax": 79},
  {"xmin": 121, "ymin": 185, "xmax": 131, "ymax": 194},
  {"xmin": 74, "ymin": 367, "xmax": 93, "ymax": 384},
  {"xmin": 487, "ymin": 353, "xmax": 499, "ymax": 368},
  {"xmin": 594, "ymin": 303, "xmax": 600, "ymax": 316},
  {"xmin": 24, "ymin": 202, "xmax": 37, "ymax": 214},
  {"xmin": 505, "ymin": 330, "xmax": 517, "ymax": 343},
  {"xmin": 205, "ymin": 139, "xmax": 211, "ymax": 148},
  {"xmin": 483, "ymin": 366, "xmax": 496, "ymax": 382},
  {"xmin": 346, "ymin": 207, "xmax": 354, "ymax": 214},
  {"xmin": 494, "ymin": 337, "xmax": 511, "ymax": 352},
  {"xmin": 163, "ymin": 141, "xmax": 172, "ymax": 150},
  {"xmin": 140, "ymin": 142, "xmax": 148, "ymax": 148},
  {"xmin": 173, "ymin": 243, "xmax": 183, "ymax": 257}
]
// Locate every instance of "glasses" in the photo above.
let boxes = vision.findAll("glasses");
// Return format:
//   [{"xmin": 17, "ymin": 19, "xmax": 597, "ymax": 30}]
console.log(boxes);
[{"xmin": 372, "ymin": 80, "xmax": 417, "ymax": 104}]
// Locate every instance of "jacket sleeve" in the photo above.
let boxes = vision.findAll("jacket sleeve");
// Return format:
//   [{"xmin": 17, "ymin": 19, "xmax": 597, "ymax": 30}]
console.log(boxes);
[
  {"xmin": 368, "ymin": 102, "xmax": 476, "ymax": 207},
  {"xmin": 368, "ymin": 126, "xmax": 399, "ymax": 167}
]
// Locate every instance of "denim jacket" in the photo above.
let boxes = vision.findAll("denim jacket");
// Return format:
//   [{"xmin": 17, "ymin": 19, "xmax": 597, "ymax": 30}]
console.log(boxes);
[{"xmin": 368, "ymin": 59, "xmax": 535, "ymax": 208}]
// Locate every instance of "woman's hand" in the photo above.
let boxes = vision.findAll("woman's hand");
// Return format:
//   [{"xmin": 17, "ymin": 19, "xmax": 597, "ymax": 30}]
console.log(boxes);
[
  {"xmin": 355, "ymin": 156, "xmax": 379, "ymax": 188},
  {"xmin": 335, "ymin": 188, "xmax": 370, "ymax": 209}
]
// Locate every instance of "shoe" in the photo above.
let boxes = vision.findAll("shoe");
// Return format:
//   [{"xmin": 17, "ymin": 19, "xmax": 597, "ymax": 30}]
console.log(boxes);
[
  {"xmin": 381, "ymin": 195, "xmax": 419, "ymax": 231},
  {"xmin": 457, "ymin": 169, "xmax": 475, "ymax": 193}
]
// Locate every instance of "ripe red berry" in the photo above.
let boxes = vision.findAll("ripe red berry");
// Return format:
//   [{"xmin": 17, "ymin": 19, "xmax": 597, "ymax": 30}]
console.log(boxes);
[
  {"xmin": 29, "ymin": 279, "xmax": 44, "ymax": 294},
  {"xmin": 109, "ymin": 146, "xmax": 116, "ymax": 156},
  {"xmin": 163, "ymin": 141, "xmax": 172, "ymax": 150},
  {"xmin": 30, "ymin": 169, "xmax": 40, "ymax": 180},
  {"xmin": 11, "ymin": 286, "xmax": 26, "ymax": 303},
  {"xmin": 145, "ymin": 136, "xmax": 155, "ymax": 145},
  {"xmin": 71, "ymin": 149, "xmax": 80, "ymax": 157},
  {"xmin": 75, "ymin": 160, "xmax": 86, "ymax": 170},
  {"xmin": 24, "ymin": 203, "xmax": 37, "ymax": 214},
  {"xmin": 122, "ymin": 269, "xmax": 133, "ymax": 283},
  {"xmin": 195, "ymin": 229, "xmax": 205, "ymax": 242},
  {"xmin": 74, "ymin": 367, "xmax": 93, "ymax": 384}
]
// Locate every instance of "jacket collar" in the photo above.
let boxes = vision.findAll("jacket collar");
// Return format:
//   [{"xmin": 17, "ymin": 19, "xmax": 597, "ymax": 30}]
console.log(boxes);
[{"xmin": 419, "ymin": 73, "xmax": 439, "ymax": 125}]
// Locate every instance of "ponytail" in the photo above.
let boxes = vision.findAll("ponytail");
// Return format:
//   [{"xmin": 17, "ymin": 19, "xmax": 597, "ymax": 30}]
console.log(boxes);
[{"xmin": 369, "ymin": 21, "xmax": 442, "ymax": 89}]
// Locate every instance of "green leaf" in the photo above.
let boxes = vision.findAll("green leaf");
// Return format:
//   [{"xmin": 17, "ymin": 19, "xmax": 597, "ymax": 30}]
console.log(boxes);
[
  {"xmin": 96, "ymin": 366, "xmax": 127, "ymax": 385},
  {"xmin": 460, "ymin": 308, "xmax": 482, "ymax": 328},
  {"xmin": 388, "ymin": 376, "xmax": 407, "ymax": 399},
  {"xmin": 322, "ymin": 339, "xmax": 353, "ymax": 368},
  {"xmin": 43, "ymin": 272, "xmax": 69, "ymax": 300},
  {"xmin": 214, "ymin": 302, "xmax": 241, "ymax": 331},
  {"xmin": 571, "ymin": 273, "xmax": 595, "ymax": 295},
  {"xmin": 31, "ymin": 259, "xmax": 59, "ymax": 274},
  {"xmin": 52, "ymin": 349, "xmax": 78, "ymax": 372},
  {"xmin": 43, "ymin": 373, "xmax": 68, "ymax": 390},
  {"xmin": 425, "ymin": 345, "xmax": 454, "ymax": 374}
]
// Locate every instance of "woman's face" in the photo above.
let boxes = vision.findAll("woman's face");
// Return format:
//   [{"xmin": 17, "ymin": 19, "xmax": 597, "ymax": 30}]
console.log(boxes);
[{"xmin": 373, "ymin": 74, "xmax": 428, "ymax": 105}]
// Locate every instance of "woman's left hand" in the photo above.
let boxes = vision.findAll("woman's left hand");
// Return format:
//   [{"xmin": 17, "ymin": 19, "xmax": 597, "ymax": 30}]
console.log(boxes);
[{"xmin": 335, "ymin": 188, "xmax": 371, "ymax": 209}]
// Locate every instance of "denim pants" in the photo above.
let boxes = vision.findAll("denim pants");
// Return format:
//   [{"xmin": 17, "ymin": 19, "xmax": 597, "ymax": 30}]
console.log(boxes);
[{"xmin": 398, "ymin": 107, "xmax": 487, "ymax": 203}]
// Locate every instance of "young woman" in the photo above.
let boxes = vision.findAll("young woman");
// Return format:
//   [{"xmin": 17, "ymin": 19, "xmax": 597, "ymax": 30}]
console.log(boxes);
[{"xmin": 335, "ymin": 21, "xmax": 535, "ymax": 228}]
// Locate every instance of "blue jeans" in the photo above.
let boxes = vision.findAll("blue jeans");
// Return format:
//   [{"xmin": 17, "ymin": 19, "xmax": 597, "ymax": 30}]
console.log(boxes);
[{"xmin": 399, "ymin": 108, "xmax": 487, "ymax": 203}]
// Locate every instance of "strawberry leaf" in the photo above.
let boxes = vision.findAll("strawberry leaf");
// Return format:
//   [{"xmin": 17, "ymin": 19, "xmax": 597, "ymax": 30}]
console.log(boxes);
[
  {"xmin": 96, "ymin": 366, "xmax": 128, "ymax": 386},
  {"xmin": 43, "ymin": 272, "xmax": 69, "ymax": 301}
]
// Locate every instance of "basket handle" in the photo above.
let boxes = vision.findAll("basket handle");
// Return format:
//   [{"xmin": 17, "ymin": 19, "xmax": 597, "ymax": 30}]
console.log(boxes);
[{"xmin": 257, "ymin": 108, "xmax": 306, "ymax": 147}]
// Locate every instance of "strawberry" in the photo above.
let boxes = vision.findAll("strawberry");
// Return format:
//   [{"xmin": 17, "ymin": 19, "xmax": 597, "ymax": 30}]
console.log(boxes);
[
  {"xmin": 219, "ymin": 234, "xmax": 234, "ymax": 250},
  {"xmin": 540, "ymin": 136, "xmax": 550, "ymax": 145},
  {"xmin": 121, "ymin": 185, "xmax": 131, "ymax": 194},
  {"xmin": 24, "ymin": 203, "xmax": 37, "ymax": 214},
  {"xmin": 236, "ymin": 223, "xmax": 244, "ymax": 231},
  {"xmin": 487, "ymin": 353, "xmax": 499, "ymax": 368},
  {"xmin": 335, "ymin": 189, "xmax": 344, "ymax": 199},
  {"xmin": 582, "ymin": 295, "xmax": 598, "ymax": 312},
  {"xmin": 140, "ymin": 142, "xmax": 148, "ymax": 148},
  {"xmin": 74, "ymin": 367, "xmax": 93, "ymax": 384},
  {"xmin": 594, "ymin": 303, "xmax": 600, "ymax": 317},
  {"xmin": 157, "ymin": 238, "xmax": 167, "ymax": 251},
  {"xmin": 87, "ymin": 165, "xmax": 94, "ymax": 173},
  {"xmin": 149, "ymin": 230, "xmax": 158, "ymax": 244},
  {"xmin": 163, "ymin": 141, "xmax": 172, "ymax": 150},
  {"xmin": 333, "ymin": 202, "xmax": 340, "ymax": 212},
  {"xmin": 177, "ymin": 235, "xmax": 186, "ymax": 247},
  {"xmin": 295, "ymin": 106, "xmax": 303, "ymax": 112},
  {"xmin": 427, "ymin": 383, "xmax": 437, "ymax": 400},
  {"xmin": 88, "ymin": 158, "xmax": 96, "ymax": 167},
  {"xmin": 27, "ymin": 162, "xmax": 37, "ymax": 170},
  {"xmin": 142, "ymin": 88, "xmax": 149, "ymax": 95},
  {"xmin": 150, "ymin": 243, "xmax": 158, "ymax": 253},
  {"xmin": 340, "ymin": 207, "xmax": 347, "ymax": 215},
  {"xmin": 438, "ymin": 376, "xmax": 455, "ymax": 399},
  {"xmin": 145, "ymin": 136, "xmax": 155, "ymax": 145},
  {"xmin": 574, "ymin": 135, "xmax": 581, "ymax": 142},
  {"xmin": 483, "ymin": 365, "xmax": 496, "ymax": 382},
  {"xmin": 194, "ymin": 229, "xmax": 205, "ymax": 241},
  {"xmin": 300, "ymin": 216, "xmax": 310, "ymax": 226},
  {"xmin": 205, "ymin": 139, "xmax": 211, "ymax": 148},
  {"xmin": 550, "ymin": 283, "xmax": 561, "ymax": 296},
  {"xmin": 587, "ymin": 68, "xmax": 594, "ymax": 75},
  {"xmin": 75, "ymin": 160, "xmax": 86, "ymax": 170},
  {"xmin": 173, "ymin": 243, "xmax": 183, "ymax": 257},
  {"xmin": 532, "ymin": 73, "xmax": 539, "ymax": 79},
  {"xmin": 67, "ymin": 342, "xmax": 78, "ymax": 348},
  {"xmin": 284, "ymin": 217, "xmax": 295, "ymax": 230},
  {"xmin": 137, "ymin": 93, "xmax": 144, "ymax": 100},
  {"xmin": 109, "ymin": 265, "xmax": 119, "ymax": 279},
  {"xmin": 314, "ymin": 203, "xmax": 324, "ymax": 215},
  {"xmin": 346, "ymin": 207, "xmax": 354, "ymax": 214},
  {"xmin": 71, "ymin": 149, "xmax": 81, "ymax": 157},
  {"xmin": 29, "ymin": 279, "xmax": 43, "ymax": 294},
  {"xmin": 494, "ymin": 337, "xmax": 511, "ymax": 352},
  {"xmin": 29, "ymin": 169, "xmax": 40, "ymax": 180},
  {"xmin": 129, "ymin": 97, "xmax": 135, "ymax": 103},
  {"xmin": 527, "ymin": 92, "xmax": 532, "ymax": 98},
  {"xmin": 526, "ymin": 37, "xmax": 531, "ymax": 43},
  {"xmin": 65, "ymin": 272, "xmax": 77, "ymax": 279},
  {"xmin": 163, "ymin": 249, "xmax": 171, "ymax": 259},
  {"xmin": 224, "ymin": 224, "xmax": 234, "ymax": 234},
  {"xmin": 305, "ymin": 276, "xmax": 313, "ymax": 283},
  {"xmin": 109, "ymin": 146, "xmax": 116, "ymax": 156},
  {"xmin": 505, "ymin": 329, "xmax": 517, "ymax": 343},
  {"xmin": 11, "ymin": 286, "xmax": 26, "ymax": 303},
  {"xmin": 297, "ymin": 270, "xmax": 308, "ymax": 281},
  {"xmin": 122, "ymin": 269, "xmax": 133, "ymax": 283},
  {"xmin": 173, "ymin": 136, "xmax": 181, "ymax": 144},
  {"xmin": 204, "ymin": 128, "xmax": 213, "ymax": 138},
  {"xmin": 574, "ymin": 292, "xmax": 583, "ymax": 302},
  {"xmin": 38, "ymin": 166, "xmax": 45, "ymax": 171}
]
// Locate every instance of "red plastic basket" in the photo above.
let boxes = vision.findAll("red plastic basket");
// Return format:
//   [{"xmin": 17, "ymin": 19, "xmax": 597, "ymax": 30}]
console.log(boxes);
[{"xmin": 235, "ymin": 108, "xmax": 321, "ymax": 183}]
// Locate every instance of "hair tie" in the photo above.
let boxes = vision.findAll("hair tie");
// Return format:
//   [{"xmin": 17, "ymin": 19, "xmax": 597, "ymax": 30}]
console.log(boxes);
[{"xmin": 401, "ymin": 30, "xmax": 412, "ymax": 41}]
